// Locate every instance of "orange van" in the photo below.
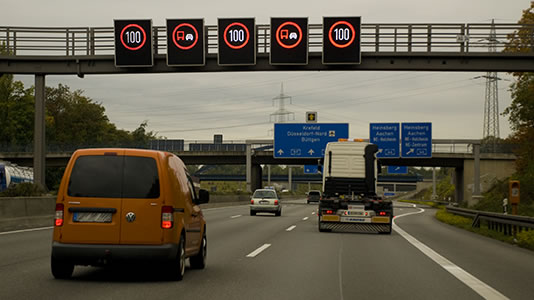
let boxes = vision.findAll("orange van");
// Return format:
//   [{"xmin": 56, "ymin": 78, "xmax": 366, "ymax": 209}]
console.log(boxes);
[{"xmin": 51, "ymin": 148, "xmax": 209, "ymax": 280}]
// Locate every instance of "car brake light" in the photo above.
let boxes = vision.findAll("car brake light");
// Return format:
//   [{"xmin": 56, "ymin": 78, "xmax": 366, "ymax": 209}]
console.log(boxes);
[
  {"xmin": 55, "ymin": 203, "xmax": 64, "ymax": 227},
  {"xmin": 251, "ymin": 199, "xmax": 254, "ymax": 204},
  {"xmin": 274, "ymin": 199, "xmax": 279, "ymax": 205},
  {"xmin": 379, "ymin": 211, "xmax": 387, "ymax": 216},
  {"xmin": 326, "ymin": 210, "xmax": 334, "ymax": 214},
  {"xmin": 162, "ymin": 206, "xmax": 174, "ymax": 229}
]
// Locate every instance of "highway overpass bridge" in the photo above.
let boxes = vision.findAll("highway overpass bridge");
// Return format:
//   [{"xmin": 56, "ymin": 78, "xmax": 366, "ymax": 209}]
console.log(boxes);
[{"xmin": 0, "ymin": 139, "xmax": 516, "ymax": 205}]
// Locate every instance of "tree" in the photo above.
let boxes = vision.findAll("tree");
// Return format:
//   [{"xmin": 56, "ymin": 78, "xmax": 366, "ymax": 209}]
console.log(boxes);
[{"xmin": 501, "ymin": 3, "xmax": 534, "ymax": 213}]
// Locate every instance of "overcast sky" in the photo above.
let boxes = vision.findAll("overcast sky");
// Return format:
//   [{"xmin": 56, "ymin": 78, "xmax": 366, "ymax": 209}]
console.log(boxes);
[{"xmin": 3, "ymin": 0, "xmax": 531, "ymax": 141}]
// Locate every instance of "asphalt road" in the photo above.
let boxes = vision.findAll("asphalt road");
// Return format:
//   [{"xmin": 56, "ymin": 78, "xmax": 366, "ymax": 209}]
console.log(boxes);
[{"xmin": 1, "ymin": 200, "xmax": 533, "ymax": 300}]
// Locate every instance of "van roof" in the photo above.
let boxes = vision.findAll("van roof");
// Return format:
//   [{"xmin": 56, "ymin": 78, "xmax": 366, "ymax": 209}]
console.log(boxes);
[{"xmin": 73, "ymin": 148, "xmax": 168, "ymax": 155}]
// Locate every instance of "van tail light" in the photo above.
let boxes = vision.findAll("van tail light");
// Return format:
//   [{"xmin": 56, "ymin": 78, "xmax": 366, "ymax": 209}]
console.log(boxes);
[
  {"xmin": 251, "ymin": 199, "xmax": 254, "ymax": 204},
  {"xmin": 274, "ymin": 199, "xmax": 279, "ymax": 205},
  {"xmin": 161, "ymin": 206, "xmax": 174, "ymax": 229},
  {"xmin": 55, "ymin": 203, "xmax": 64, "ymax": 227}
]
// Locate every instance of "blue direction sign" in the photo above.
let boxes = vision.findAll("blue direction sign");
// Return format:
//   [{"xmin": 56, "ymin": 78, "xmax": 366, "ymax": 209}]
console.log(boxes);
[
  {"xmin": 274, "ymin": 123, "xmax": 349, "ymax": 158},
  {"xmin": 402, "ymin": 122, "xmax": 432, "ymax": 158},
  {"xmin": 387, "ymin": 166, "xmax": 408, "ymax": 174},
  {"xmin": 369, "ymin": 123, "xmax": 400, "ymax": 158},
  {"xmin": 304, "ymin": 165, "xmax": 319, "ymax": 174}
]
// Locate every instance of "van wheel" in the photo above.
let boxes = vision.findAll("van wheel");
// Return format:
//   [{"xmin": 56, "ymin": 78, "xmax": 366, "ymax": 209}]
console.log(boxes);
[
  {"xmin": 169, "ymin": 235, "xmax": 186, "ymax": 281},
  {"xmin": 250, "ymin": 210, "xmax": 256, "ymax": 216},
  {"xmin": 275, "ymin": 210, "xmax": 281, "ymax": 217},
  {"xmin": 51, "ymin": 257, "xmax": 74, "ymax": 279},
  {"xmin": 190, "ymin": 233, "xmax": 207, "ymax": 269}
]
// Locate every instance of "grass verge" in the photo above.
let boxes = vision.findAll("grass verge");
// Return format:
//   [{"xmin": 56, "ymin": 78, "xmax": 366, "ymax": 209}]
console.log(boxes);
[{"xmin": 435, "ymin": 208, "xmax": 534, "ymax": 251}]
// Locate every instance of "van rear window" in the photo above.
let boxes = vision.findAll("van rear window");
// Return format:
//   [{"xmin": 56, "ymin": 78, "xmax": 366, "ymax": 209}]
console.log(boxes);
[{"xmin": 68, "ymin": 156, "xmax": 160, "ymax": 198}]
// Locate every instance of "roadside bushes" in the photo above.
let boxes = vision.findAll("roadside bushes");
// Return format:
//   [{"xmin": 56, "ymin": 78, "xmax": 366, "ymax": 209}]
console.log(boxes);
[{"xmin": 0, "ymin": 182, "xmax": 46, "ymax": 197}]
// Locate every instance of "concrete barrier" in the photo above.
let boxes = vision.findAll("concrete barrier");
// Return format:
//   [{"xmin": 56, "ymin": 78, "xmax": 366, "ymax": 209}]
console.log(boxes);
[{"xmin": 0, "ymin": 196, "xmax": 56, "ymax": 232}]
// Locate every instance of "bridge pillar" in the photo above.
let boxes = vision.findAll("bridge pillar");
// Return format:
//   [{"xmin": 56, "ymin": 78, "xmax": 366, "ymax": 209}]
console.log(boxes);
[
  {"xmin": 454, "ymin": 166, "xmax": 464, "ymax": 205},
  {"xmin": 246, "ymin": 144, "xmax": 252, "ymax": 193},
  {"xmin": 34, "ymin": 74, "xmax": 46, "ymax": 189},
  {"xmin": 251, "ymin": 164, "xmax": 263, "ymax": 192},
  {"xmin": 473, "ymin": 143, "xmax": 481, "ymax": 196}
]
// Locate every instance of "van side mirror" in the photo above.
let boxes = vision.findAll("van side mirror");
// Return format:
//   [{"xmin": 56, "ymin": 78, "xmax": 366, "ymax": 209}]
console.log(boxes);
[{"xmin": 196, "ymin": 189, "xmax": 209, "ymax": 205}]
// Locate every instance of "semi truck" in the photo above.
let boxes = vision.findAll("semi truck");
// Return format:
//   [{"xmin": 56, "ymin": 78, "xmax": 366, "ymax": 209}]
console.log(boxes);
[{"xmin": 317, "ymin": 140, "xmax": 393, "ymax": 234}]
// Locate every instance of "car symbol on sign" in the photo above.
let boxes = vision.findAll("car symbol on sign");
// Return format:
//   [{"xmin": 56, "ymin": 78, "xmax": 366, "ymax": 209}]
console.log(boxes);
[
  {"xmin": 289, "ymin": 32, "xmax": 297, "ymax": 39},
  {"xmin": 185, "ymin": 34, "xmax": 194, "ymax": 41}
]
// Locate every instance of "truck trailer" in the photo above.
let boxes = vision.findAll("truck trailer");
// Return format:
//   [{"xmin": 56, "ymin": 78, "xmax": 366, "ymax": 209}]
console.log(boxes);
[{"xmin": 318, "ymin": 140, "xmax": 393, "ymax": 234}]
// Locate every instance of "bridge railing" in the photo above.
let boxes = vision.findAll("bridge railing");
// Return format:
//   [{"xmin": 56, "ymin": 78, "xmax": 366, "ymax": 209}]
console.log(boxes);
[
  {"xmin": 0, "ymin": 139, "xmax": 504, "ymax": 155},
  {"xmin": 1, "ymin": 23, "xmax": 532, "ymax": 57}
]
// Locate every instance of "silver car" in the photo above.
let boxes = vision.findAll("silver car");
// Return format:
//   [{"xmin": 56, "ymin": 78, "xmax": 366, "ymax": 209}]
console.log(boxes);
[{"xmin": 250, "ymin": 189, "xmax": 281, "ymax": 216}]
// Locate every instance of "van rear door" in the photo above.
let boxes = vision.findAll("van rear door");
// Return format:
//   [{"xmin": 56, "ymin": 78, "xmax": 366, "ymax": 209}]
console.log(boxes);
[
  {"xmin": 60, "ymin": 151, "xmax": 125, "ymax": 244},
  {"xmin": 119, "ymin": 153, "xmax": 163, "ymax": 245}
]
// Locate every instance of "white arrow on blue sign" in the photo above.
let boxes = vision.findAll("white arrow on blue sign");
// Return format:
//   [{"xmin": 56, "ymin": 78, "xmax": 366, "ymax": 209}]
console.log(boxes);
[
  {"xmin": 274, "ymin": 123, "xmax": 349, "ymax": 158},
  {"xmin": 387, "ymin": 166, "xmax": 408, "ymax": 174},
  {"xmin": 369, "ymin": 123, "xmax": 400, "ymax": 158},
  {"xmin": 304, "ymin": 165, "xmax": 319, "ymax": 174},
  {"xmin": 402, "ymin": 122, "xmax": 432, "ymax": 158}
]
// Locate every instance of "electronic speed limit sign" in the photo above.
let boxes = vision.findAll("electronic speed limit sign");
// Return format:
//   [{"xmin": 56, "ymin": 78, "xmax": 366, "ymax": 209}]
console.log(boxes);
[
  {"xmin": 270, "ymin": 17, "xmax": 308, "ymax": 65},
  {"xmin": 167, "ymin": 19, "xmax": 205, "ymax": 66},
  {"xmin": 114, "ymin": 19, "xmax": 153, "ymax": 67},
  {"xmin": 322, "ymin": 17, "xmax": 361, "ymax": 65},
  {"xmin": 218, "ymin": 18, "xmax": 256, "ymax": 65}
]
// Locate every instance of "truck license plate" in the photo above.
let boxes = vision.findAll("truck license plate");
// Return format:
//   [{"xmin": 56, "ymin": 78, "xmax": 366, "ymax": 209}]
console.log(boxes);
[{"xmin": 341, "ymin": 216, "xmax": 371, "ymax": 223}]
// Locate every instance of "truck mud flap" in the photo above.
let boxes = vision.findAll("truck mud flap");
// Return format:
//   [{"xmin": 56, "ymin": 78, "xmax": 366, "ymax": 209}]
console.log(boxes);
[{"xmin": 320, "ymin": 222, "xmax": 391, "ymax": 233}]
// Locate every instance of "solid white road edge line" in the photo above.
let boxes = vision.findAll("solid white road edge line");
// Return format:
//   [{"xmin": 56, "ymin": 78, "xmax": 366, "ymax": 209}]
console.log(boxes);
[
  {"xmin": 246, "ymin": 244, "xmax": 271, "ymax": 258},
  {"xmin": 393, "ymin": 209, "xmax": 509, "ymax": 300},
  {"xmin": 286, "ymin": 225, "xmax": 297, "ymax": 231},
  {"xmin": 302, "ymin": 217, "xmax": 309, "ymax": 221},
  {"xmin": 0, "ymin": 226, "xmax": 53, "ymax": 236},
  {"xmin": 230, "ymin": 215, "xmax": 242, "ymax": 219}
]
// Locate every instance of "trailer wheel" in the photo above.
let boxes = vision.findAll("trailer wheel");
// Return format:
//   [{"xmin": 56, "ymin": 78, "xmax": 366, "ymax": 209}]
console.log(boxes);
[{"xmin": 318, "ymin": 217, "xmax": 330, "ymax": 232}]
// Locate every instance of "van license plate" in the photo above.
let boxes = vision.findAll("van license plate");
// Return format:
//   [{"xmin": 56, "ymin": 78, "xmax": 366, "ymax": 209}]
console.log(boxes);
[{"xmin": 73, "ymin": 212, "xmax": 112, "ymax": 223}]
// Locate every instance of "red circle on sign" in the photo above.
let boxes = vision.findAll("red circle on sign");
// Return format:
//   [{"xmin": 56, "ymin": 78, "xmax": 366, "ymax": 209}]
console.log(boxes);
[
  {"xmin": 223, "ymin": 22, "xmax": 250, "ymax": 50},
  {"xmin": 328, "ymin": 21, "xmax": 355, "ymax": 49},
  {"xmin": 120, "ymin": 24, "xmax": 147, "ymax": 51},
  {"xmin": 172, "ymin": 23, "xmax": 199, "ymax": 50},
  {"xmin": 275, "ymin": 21, "xmax": 303, "ymax": 49}
]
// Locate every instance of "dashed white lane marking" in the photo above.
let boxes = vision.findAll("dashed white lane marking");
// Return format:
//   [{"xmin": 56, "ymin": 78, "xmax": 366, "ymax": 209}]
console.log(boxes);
[
  {"xmin": 286, "ymin": 225, "xmax": 297, "ymax": 232},
  {"xmin": 302, "ymin": 217, "xmax": 309, "ymax": 221},
  {"xmin": 394, "ymin": 209, "xmax": 509, "ymax": 300},
  {"xmin": 246, "ymin": 244, "xmax": 271, "ymax": 258},
  {"xmin": 0, "ymin": 226, "xmax": 53, "ymax": 236},
  {"xmin": 230, "ymin": 215, "xmax": 242, "ymax": 219}
]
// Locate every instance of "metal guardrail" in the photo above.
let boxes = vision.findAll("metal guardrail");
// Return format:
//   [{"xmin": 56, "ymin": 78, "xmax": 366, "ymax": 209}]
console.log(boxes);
[
  {"xmin": 447, "ymin": 206, "xmax": 534, "ymax": 236},
  {"xmin": 0, "ymin": 23, "xmax": 533, "ymax": 56}
]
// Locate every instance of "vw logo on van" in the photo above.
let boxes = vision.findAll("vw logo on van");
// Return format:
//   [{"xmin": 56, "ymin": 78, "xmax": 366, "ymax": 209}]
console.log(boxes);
[{"xmin": 125, "ymin": 212, "xmax": 136, "ymax": 223}]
